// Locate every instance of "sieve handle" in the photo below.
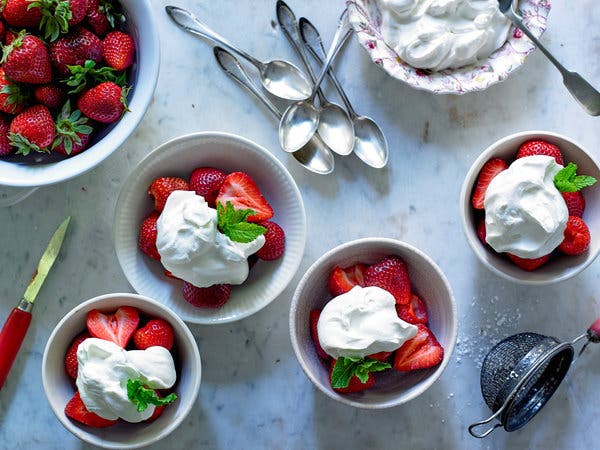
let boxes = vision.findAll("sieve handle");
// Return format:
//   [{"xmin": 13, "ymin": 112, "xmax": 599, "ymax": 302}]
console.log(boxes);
[{"xmin": 468, "ymin": 411, "xmax": 503, "ymax": 438}]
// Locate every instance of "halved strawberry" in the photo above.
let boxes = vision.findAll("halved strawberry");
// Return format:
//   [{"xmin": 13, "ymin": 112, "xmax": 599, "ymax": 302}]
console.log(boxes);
[
  {"xmin": 507, "ymin": 253, "xmax": 551, "ymax": 271},
  {"xmin": 393, "ymin": 324, "xmax": 443, "ymax": 372},
  {"xmin": 148, "ymin": 177, "xmax": 189, "ymax": 212},
  {"xmin": 215, "ymin": 171, "xmax": 273, "ymax": 223},
  {"xmin": 309, "ymin": 309, "xmax": 330, "ymax": 361},
  {"xmin": 367, "ymin": 351, "xmax": 392, "ymax": 362},
  {"xmin": 86, "ymin": 306, "xmax": 140, "ymax": 348},
  {"xmin": 562, "ymin": 191, "xmax": 585, "ymax": 218},
  {"xmin": 395, "ymin": 293, "xmax": 428, "ymax": 325},
  {"xmin": 363, "ymin": 256, "xmax": 411, "ymax": 304},
  {"xmin": 329, "ymin": 359, "xmax": 375, "ymax": 393},
  {"xmin": 65, "ymin": 391, "xmax": 117, "ymax": 428},
  {"xmin": 64, "ymin": 332, "xmax": 90, "ymax": 380},
  {"xmin": 476, "ymin": 217, "xmax": 487, "ymax": 246},
  {"xmin": 471, "ymin": 158, "xmax": 508, "ymax": 209},
  {"xmin": 327, "ymin": 263, "xmax": 367, "ymax": 297},
  {"xmin": 516, "ymin": 140, "xmax": 564, "ymax": 165}
]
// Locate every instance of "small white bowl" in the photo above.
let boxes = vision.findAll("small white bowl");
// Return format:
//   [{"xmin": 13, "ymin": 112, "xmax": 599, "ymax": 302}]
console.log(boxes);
[
  {"xmin": 290, "ymin": 238, "xmax": 457, "ymax": 409},
  {"xmin": 42, "ymin": 293, "xmax": 201, "ymax": 449},
  {"xmin": 460, "ymin": 131, "xmax": 600, "ymax": 285},
  {"xmin": 114, "ymin": 132, "xmax": 307, "ymax": 324}
]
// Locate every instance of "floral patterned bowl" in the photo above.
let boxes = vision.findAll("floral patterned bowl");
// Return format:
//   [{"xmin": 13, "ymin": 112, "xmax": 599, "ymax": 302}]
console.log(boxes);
[{"xmin": 347, "ymin": 0, "xmax": 551, "ymax": 94}]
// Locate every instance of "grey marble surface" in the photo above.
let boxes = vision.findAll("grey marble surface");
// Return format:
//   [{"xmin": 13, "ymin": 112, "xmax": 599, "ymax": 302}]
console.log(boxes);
[{"xmin": 1, "ymin": 1, "xmax": 600, "ymax": 449}]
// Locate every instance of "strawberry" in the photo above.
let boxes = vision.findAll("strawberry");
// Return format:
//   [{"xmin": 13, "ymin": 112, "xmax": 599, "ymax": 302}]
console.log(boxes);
[
  {"xmin": 86, "ymin": 305, "xmax": 140, "ymax": 348},
  {"xmin": 0, "ymin": 68, "xmax": 28, "ymax": 114},
  {"xmin": 472, "ymin": 158, "xmax": 508, "ymax": 209},
  {"xmin": 327, "ymin": 263, "xmax": 367, "ymax": 297},
  {"xmin": 49, "ymin": 26, "xmax": 102, "ymax": 76},
  {"xmin": 516, "ymin": 140, "xmax": 564, "ymax": 166},
  {"xmin": 367, "ymin": 351, "xmax": 392, "ymax": 362},
  {"xmin": 216, "ymin": 171, "xmax": 274, "ymax": 222},
  {"xmin": 364, "ymin": 256, "xmax": 411, "ymax": 304},
  {"xmin": 85, "ymin": 0, "xmax": 109, "ymax": 35},
  {"xmin": 562, "ymin": 191, "xmax": 585, "ymax": 218},
  {"xmin": 255, "ymin": 221, "xmax": 285, "ymax": 261},
  {"xmin": 0, "ymin": 114, "xmax": 13, "ymax": 156},
  {"xmin": 309, "ymin": 309, "xmax": 330, "ymax": 361},
  {"xmin": 138, "ymin": 211, "xmax": 160, "ymax": 260},
  {"xmin": 164, "ymin": 269, "xmax": 179, "ymax": 280},
  {"xmin": 2, "ymin": 0, "xmax": 43, "ymax": 28},
  {"xmin": 476, "ymin": 217, "xmax": 487, "ymax": 246},
  {"xmin": 52, "ymin": 100, "xmax": 93, "ymax": 155},
  {"xmin": 329, "ymin": 359, "xmax": 375, "ymax": 393},
  {"xmin": 0, "ymin": 19, "xmax": 5, "ymax": 42},
  {"xmin": 65, "ymin": 391, "xmax": 117, "ymax": 428},
  {"xmin": 189, "ymin": 167, "xmax": 227, "ymax": 207},
  {"xmin": 394, "ymin": 324, "xmax": 444, "ymax": 371},
  {"xmin": 78, "ymin": 81, "xmax": 128, "ymax": 123},
  {"xmin": 64, "ymin": 332, "xmax": 90, "ymax": 380},
  {"xmin": 133, "ymin": 319, "xmax": 174, "ymax": 351},
  {"xmin": 67, "ymin": 0, "xmax": 89, "ymax": 26},
  {"xmin": 9, "ymin": 105, "xmax": 55, "ymax": 155},
  {"xmin": 559, "ymin": 216, "xmax": 590, "ymax": 255},
  {"xmin": 507, "ymin": 253, "xmax": 551, "ymax": 271},
  {"xmin": 182, "ymin": 282, "xmax": 231, "ymax": 308},
  {"xmin": 395, "ymin": 293, "xmax": 428, "ymax": 325},
  {"xmin": 148, "ymin": 177, "xmax": 189, "ymax": 212},
  {"xmin": 146, "ymin": 393, "xmax": 166, "ymax": 422},
  {"xmin": 102, "ymin": 30, "xmax": 135, "ymax": 70},
  {"xmin": 1, "ymin": 31, "xmax": 52, "ymax": 84},
  {"xmin": 588, "ymin": 318, "xmax": 600, "ymax": 343},
  {"xmin": 34, "ymin": 84, "xmax": 66, "ymax": 110}
]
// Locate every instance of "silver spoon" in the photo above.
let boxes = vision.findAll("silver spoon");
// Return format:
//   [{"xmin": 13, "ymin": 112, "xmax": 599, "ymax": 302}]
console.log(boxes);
[
  {"xmin": 300, "ymin": 17, "xmax": 388, "ymax": 168},
  {"xmin": 276, "ymin": 1, "xmax": 354, "ymax": 156},
  {"xmin": 165, "ymin": 5, "xmax": 312, "ymax": 102},
  {"xmin": 498, "ymin": 0, "xmax": 600, "ymax": 116},
  {"xmin": 213, "ymin": 47, "xmax": 334, "ymax": 175},
  {"xmin": 279, "ymin": 9, "xmax": 351, "ymax": 153}
]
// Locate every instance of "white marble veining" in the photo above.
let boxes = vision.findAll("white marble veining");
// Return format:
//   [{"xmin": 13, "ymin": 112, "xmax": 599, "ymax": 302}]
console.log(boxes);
[{"xmin": 1, "ymin": 1, "xmax": 600, "ymax": 449}]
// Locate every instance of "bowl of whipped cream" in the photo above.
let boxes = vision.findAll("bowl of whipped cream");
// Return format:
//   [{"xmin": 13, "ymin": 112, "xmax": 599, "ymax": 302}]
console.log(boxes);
[{"xmin": 347, "ymin": 0, "xmax": 550, "ymax": 94}]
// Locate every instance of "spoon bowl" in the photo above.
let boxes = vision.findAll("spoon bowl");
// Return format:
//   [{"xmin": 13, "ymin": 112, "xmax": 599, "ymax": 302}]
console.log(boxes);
[
  {"xmin": 318, "ymin": 103, "xmax": 354, "ymax": 156},
  {"xmin": 353, "ymin": 116, "xmax": 388, "ymax": 168}
]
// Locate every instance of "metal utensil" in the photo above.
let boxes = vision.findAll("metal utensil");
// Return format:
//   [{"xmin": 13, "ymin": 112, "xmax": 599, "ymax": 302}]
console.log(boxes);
[
  {"xmin": 279, "ymin": 9, "xmax": 351, "ymax": 153},
  {"xmin": 468, "ymin": 319, "xmax": 600, "ymax": 438},
  {"xmin": 214, "ymin": 47, "xmax": 334, "ymax": 175},
  {"xmin": 299, "ymin": 17, "xmax": 388, "ymax": 168},
  {"xmin": 498, "ymin": 0, "xmax": 600, "ymax": 116},
  {"xmin": 0, "ymin": 216, "xmax": 70, "ymax": 389},
  {"xmin": 165, "ymin": 5, "xmax": 312, "ymax": 102},
  {"xmin": 276, "ymin": 1, "xmax": 354, "ymax": 156}
]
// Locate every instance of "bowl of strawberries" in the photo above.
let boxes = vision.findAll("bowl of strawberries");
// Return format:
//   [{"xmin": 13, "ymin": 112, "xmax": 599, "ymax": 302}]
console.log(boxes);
[
  {"xmin": 0, "ymin": 0, "xmax": 159, "ymax": 192},
  {"xmin": 461, "ymin": 131, "xmax": 600, "ymax": 285},
  {"xmin": 290, "ymin": 238, "xmax": 457, "ymax": 409},
  {"xmin": 114, "ymin": 132, "xmax": 306, "ymax": 324},
  {"xmin": 42, "ymin": 292, "xmax": 201, "ymax": 449}
]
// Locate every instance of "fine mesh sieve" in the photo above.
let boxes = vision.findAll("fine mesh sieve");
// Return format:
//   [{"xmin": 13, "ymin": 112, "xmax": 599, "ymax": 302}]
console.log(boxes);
[{"xmin": 468, "ymin": 320, "xmax": 600, "ymax": 438}]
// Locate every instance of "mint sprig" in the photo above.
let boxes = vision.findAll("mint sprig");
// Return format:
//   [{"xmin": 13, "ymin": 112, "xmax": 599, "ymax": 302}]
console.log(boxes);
[
  {"xmin": 217, "ymin": 201, "xmax": 266, "ymax": 243},
  {"xmin": 126, "ymin": 379, "xmax": 177, "ymax": 413},
  {"xmin": 554, "ymin": 162, "xmax": 597, "ymax": 193},
  {"xmin": 331, "ymin": 357, "xmax": 391, "ymax": 389}
]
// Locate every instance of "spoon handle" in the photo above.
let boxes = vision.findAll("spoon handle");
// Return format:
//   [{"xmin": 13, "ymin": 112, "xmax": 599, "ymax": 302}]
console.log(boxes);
[{"xmin": 166, "ymin": 6, "xmax": 263, "ymax": 69}]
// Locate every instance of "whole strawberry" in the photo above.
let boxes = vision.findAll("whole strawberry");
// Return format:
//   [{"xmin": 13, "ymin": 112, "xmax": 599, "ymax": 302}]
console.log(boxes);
[
  {"xmin": 516, "ymin": 140, "xmax": 564, "ymax": 165},
  {"xmin": 1, "ymin": 31, "xmax": 52, "ymax": 84},
  {"xmin": 182, "ymin": 282, "xmax": 231, "ymax": 308},
  {"xmin": 189, "ymin": 167, "xmax": 227, "ymax": 207},
  {"xmin": 2, "ymin": 0, "xmax": 43, "ymax": 28},
  {"xmin": 559, "ymin": 216, "xmax": 590, "ymax": 255},
  {"xmin": 507, "ymin": 253, "xmax": 551, "ymax": 271},
  {"xmin": 102, "ymin": 30, "xmax": 135, "ymax": 70},
  {"xmin": 139, "ymin": 211, "xmax": 161, "ymax": 260},
  {"xmin": 148, "ymin": 177, "xmax": 189, "ymax": 211},
  {"xmin": 364, "ymin": 256, "xmax": 412, "ymax": 304},
  {"xmin": 52, "ymin": 100, "xmax": 93, "ymax": 156},
  {"xmin": 9, "ymin": 105, "xmax": 55, "ymax": 155},
  {"xmin": 562, "ymin": 191, "xmax": 585, "ymax": 218},
  {"xmin": 133, "ymin": 319, "xmax": 175, "ymax": 351},
  {"xmin": 64, "ymin": 332, "xmax": 90, "ymax": 380},
  {"xmin": 0, "ymin": 114, "xmax": 13, "ymax": 156},
  {"xmin": 34, "ymin": 84, "xmax": 66, "ymax": 110},
  {"xmin": 49, "ymin": 26, "xmax": 102, "ymax": 76},
  {"xmin": 85, "ymin": 0, "xmax": 109, "ymax": 35},
  {"xmin": 0, "ymin": 68, "xmax": 27, "ymax": 114},
  {"xmin": 78, "ymin": 81, "xmax": 128, "ymax": 123},
  {"xmin": 255, "ymin": 221, "xmax": 285, "ymax": 261}
]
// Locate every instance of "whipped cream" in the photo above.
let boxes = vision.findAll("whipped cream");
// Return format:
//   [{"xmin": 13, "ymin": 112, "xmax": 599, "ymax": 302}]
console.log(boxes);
[
  {"xmin": 76, "ymin": 338, "xmax": 176, "ymax": 422},
  {"xmin": 317, "ymin": 286, "xmax": 418, "ymax": 359},
  {"xmin": 378, "ymin": 0, "xmax": 511, "ymax": 71},
  {"xmin": 484, "ymin": 155, "xmax": 568, "ymax": 259},
  {"xmin": 156, "ymin": 190, "xmax": 265, "ymax": 288}
]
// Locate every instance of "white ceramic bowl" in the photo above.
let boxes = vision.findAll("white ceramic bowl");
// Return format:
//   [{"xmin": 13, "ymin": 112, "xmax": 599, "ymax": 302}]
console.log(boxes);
[
  {"xmin": 42, "ymin": 293, "xmax": 201, "ymax": 449},
  {"xmin": 114, "ymin": 132, "xmax": 307, "ymax": 324},
  {"xmin": 460, "ymin": 131, "xmax": 600, "ymax": 285},
  {"xmin": 290, "ymin": 238, "xmax": 457, "ymax": 409},
  {"xmin": 0, "ymin": 0, "xmax": 160, "ymax": 189},
  {"xmin": 347, "ymin": 0, "xmax": 550, "ymax": 94}
]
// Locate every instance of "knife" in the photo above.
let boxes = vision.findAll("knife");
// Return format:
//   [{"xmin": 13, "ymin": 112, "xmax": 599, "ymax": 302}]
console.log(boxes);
[{"xmin": 0, "ymin": 216, "xmax": 70, "ymax": 390}]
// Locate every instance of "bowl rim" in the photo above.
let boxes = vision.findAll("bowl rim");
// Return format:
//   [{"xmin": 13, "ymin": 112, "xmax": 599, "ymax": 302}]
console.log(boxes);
[
  {"xmin": 289, "ymin": 237, "xmax": 458, "ymax": 409},
  {"xmin": 460, "ymin": 130, "xmax": 600, "ymax": 285},
  {"xmin": 41, "ymin": 292, "xmax": 202, "ymax": 449}
]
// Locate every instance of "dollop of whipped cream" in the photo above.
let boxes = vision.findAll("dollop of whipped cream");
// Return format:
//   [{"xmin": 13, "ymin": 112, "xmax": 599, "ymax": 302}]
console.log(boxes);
[
  {"xmin": 484, "ymin": 155, "xmax": 569, "ymax": 259},
  {"xmin": 156, "ymin": 190, "xmax": 265, "ymax": 287},
  {"xmin": 378, "ymin": 0, "xmax": 511, "ymax": 71},
  {"xmin": 317, "ymin": 286, "xmax": 418, "ymax": 359},
  {"xmin": 76, "ymin": 338, "xmax": 176, "ymax": 422}
]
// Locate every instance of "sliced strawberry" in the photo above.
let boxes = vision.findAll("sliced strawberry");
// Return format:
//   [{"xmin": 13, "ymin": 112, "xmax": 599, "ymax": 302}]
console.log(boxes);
[
  {"xmin": 64, "ymin": 332, "xmax": 90, "ymax": 380},
  {"xmin": 182, "ymin": 282, "xmax": 231, "ymax": 308},
  {"xmin": 516, "ymin": 140, "xmax": 564, "ymax": 165},
  {"xmin": 133, "ymin": 319, "xmax": 174, "ymax": 351},
  {"xmin": 364, "ymin": 256, "xmax": 411, "ymax": 304},
  {"xmin": 562, "ymin": 191, "xmax": 585, "ymax": 218},
  {"xmin": 65, "ymin": 391, "xmax": 117, "ymax": 428},
  {"xmin": 471, "ymin": 158, "xmax": 508, "ymax": 209},
  {"xmin": 367, "ymin": 351, "xmax": 392, "ymax": 362},
  {"xmin": 559, "ymin": 216, "xmax": 590, "ymax": 255},
  {"xmin": 327, "ymin": 263, "xmax": 367, "ymax": 297},
  {"xmin": 189, "ymin": 167, "xmax": 227, "ymax": 207},
  {"xmin": 476, "ymin": 217, "xmax": 487, "ymax": 246},
  {"xmin": 215, "ymin": 171, "xmax": 273, "ymax": 222},
  {"xmin": 86, "ymin": 306, "xmax": 140, "ymax": 348},
  {"xmin": 395, "ymin": 293, "xmax": 428, "ymax": 325},
  {"xmin": 255, "ymin": 221, "xmax": 285, "ymax": 261},
  {"xmin": 309, "ymin": 309, "xmax": 330, "ymax": 361},
  {"xmin": 329, "ymin": 359, "xmax": 375, "ymax": 393},
  {"xmin": 148, "ymin": 177, "xmax": 189, "ymax": 212},
  {"xmin": 507, "ymin": 253, "xmax": 552, "ymax": 271},
  {"xmin": 394, "ymin": 324, "xmax": 444, "ymax": 372}
]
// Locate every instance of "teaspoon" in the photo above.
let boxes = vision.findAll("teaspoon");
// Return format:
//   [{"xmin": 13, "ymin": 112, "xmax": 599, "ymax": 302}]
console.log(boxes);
[
  {"xmin": 166, "ymin": 5, "xmax": 312, "ymax": 102},
  {"xmin": 213, "ymin": 47, "xmax": 334, "ymax": 175},
  {"xmin": 300, "ymin": 17, "xmax": 388, "ymax": 168},
  {"xmin": 276, "ymin": 1, "xmax": 354, "ymax": 156},
  {"xmin": 498, "ymin": 0, "xmax": 600, "ymax": 116}
]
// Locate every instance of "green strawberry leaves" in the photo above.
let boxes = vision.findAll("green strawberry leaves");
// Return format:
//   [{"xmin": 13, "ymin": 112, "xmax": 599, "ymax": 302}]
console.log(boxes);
[
  {"xmin": 331, "ymin": 357, "xmax": 391, "ymax": 389},
  {"xmin": 52, "ymin": 100, "xmax": 93, "ymax": 154},
  {"xmin": 64, "ymin": 60, "xmax": 126, "ymax": 94},
  {"xmin": 30, "ymin": 0, "xmax": 72, "ymax": 42},
  {"xmin": 126, "ymin": 379, "xmax": 177, "ymax": 413},
  {"xmin": 217, "ymin": 201, "xmax": 266, "ymax": 243},
  {"xmin": 554, "ymin": 162, "xmax": 597, "ymax": 193}
]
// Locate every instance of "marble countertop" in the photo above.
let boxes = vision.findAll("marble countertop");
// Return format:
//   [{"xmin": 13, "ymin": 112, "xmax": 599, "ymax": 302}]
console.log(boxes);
[{"xmin": 1, "ymin": 1, "xmax": 599, "ymax": 449}]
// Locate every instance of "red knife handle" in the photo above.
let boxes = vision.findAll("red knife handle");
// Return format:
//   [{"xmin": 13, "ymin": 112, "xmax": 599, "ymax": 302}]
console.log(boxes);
[{"xmin": 0, "ymin": 305, "xmax": 32, "ymax": 389}]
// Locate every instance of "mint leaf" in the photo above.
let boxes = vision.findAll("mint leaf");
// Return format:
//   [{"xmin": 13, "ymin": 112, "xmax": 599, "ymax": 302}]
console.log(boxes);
[
  {"xmin": 126, "ymin": 379, "xmax": 177, "ymax": 413},
  {"xmin": 554, "ymin": 162, "xmax": 597, "ymax": 193},
  {"xmin": 217, "ymin": 201, "xmax": 266, "ymax": 243},
  {"xmin": 331, "ymin": 357, "xmax": 391, "ymax": 388}
]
